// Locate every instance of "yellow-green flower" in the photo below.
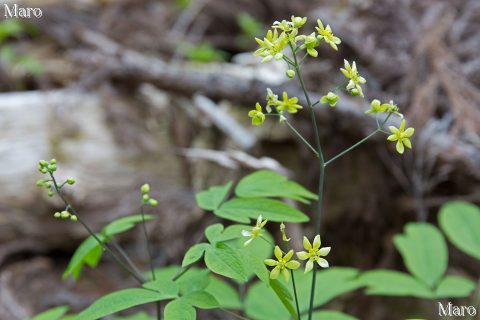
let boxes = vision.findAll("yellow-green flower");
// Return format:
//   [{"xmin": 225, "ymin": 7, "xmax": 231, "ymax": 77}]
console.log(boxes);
[
  {"xmin": 272, "ymin": 20, "xmax": 294, "ymax": 33},
  {"xmin": 315, "ymin": 19, "xmax": 341, "ymax": 51},
  {"xmin": 276, "ymin": 92, "xmax": 303, "ymax": 114},
  {"xmin": 254, "ymin": 29, "xmax": 288, "ymax": 63},
  {"xmin": 320, "ymin": 92, "xmax": 339, "ymax": 107},
  {"xmin": 340, "ymin": 60, "xmax": 366, "ymax": 97},
  {"xmin": 241, "ymin": 215, "xmax": 267, "ymax": 246},
  {"xmin": 264, "ymin": 246, "xmax": 300, "ymax": 281},
  {"xmin": 296, "ymin": 235, "xmax": 330, "ymax": 273},
  {"xmin": 296, "ymin": 32, "xmax": 319, "ymax": 57},
  {"xmin": 248, "ymin": 103, "xmax": 265, "ymax": 126},
  {"xmin": 387, "ymin": 119, "xmax": 414, "ymax": 154},
  {"xmin": 366, "ymin": 99, "xmax": 403, "ymax": 118},
  {"xmin": 291, "ymin": 16, "xmax": 307, "ymax": 29}
]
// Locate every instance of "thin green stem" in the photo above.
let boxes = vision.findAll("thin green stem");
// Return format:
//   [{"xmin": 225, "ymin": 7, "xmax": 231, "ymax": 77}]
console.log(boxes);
[
  {"xmin": 171, "ymin": 265, "xmax": 191, "ymax": 281},
  {"xmin": 140, "ymin": 204, "xmax": 160, "ymax": 320},
  {"xmin": 291, "ymin": 270, "xmax": 302, "ymax": 320},
  {"xmin": 324, "ymin": 130, "xmax": 380, "ymax": 167},
  {"xmin": 49, "ymin": 173, "xmax": 145, "ymax": 284},
  {"xmin": 288, "ymin": 42, "xmax": 325, "ymax": 320},
  {"xmin": 140, "ymin": 204, "xmax": 156, "ymax": 281},
  {"xmin": 110, "ymin": 239, "xmax": 144, "ymax": 279},
  {"xmin": 221, "ymin": 308, "xmax": 251, "ymax": 320},
  {"xmin": 285, "ymin": 120, "xmax": 319, "ymax": 157}
]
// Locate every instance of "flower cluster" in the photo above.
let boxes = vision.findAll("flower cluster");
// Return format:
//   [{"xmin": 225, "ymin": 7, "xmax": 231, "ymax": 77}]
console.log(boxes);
[
  {"xmin": 36, "ymin": 159, "xmax": 75, "ymax": 197},
  {"xmin": 241, "ymin": 217, "xmax": 331, "ymax": 281},
  {"xmin": 140, "ymin": 184, "xmax": 158, "ymax": 207},
  {"xmin": 340, "ymin": 60, "xmax": 367, "ymax": 97},
  {"xmin": 53, "ymin": 210, "xmax": 77, "ymax": 221},
  {"xmin": 366, "ymin": 99, "xmax": 403, "ymax": 118}
]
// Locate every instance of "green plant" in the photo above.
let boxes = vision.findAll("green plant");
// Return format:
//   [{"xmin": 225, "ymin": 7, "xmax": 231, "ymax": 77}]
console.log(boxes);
[
  {"xmin": 31, "ymin": 15, "xmax": 430, "ymax": 320},
  {"xmin": 180, "ymin": 42, "xmax": 227, "ymax": 63}
]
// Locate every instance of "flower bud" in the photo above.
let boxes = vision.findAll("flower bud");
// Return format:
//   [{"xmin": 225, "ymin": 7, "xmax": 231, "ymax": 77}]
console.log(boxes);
[
  {"xmin": 54, "ymin": 212, "xmax": 61, "ymax": 218},
  {"xmin": 60, "ymin": 211, "xmax": 70, "ymax": 219},
  {"xmin": 286, "ymin": 69, "xmax": 295, "ymax": 78},
  {"xmin": 279, "ymin": 115, "xmax": 287, "ymax": 123},
  {"xmin": 48, "ymin": 164, "xmax": 56, "ymax": 172},
  {"xmin": 48, "ymin": 191, "xmax": 54, "ymax": 197},
  {"xmin": 40, "ymin": 168, "xmax": 48, "ymax": 174},
  {"xmin": 70, "ymin": 215, "xmax": 78, "ymax": 222},
  {"xmin": 148, "ymin": 199, "xmax": 158, "ymax": 207},
  {"xmin": 350, "ymin": 88, "xmax": 360, "ymax": 96},
  {"xmin": 140, "ymin": 184, "xmax": 150, "ymax": 194},
  {"xmin": 36, "ymin": 179, "xmax": 45, "ymax": 187},
  {"xmin": 66, "ymin": 177, "xmax": 76, "ymax": 185},
  {"xmin": 142, "ymin": 194, "xmax": 150, "ymax": 202},
  {"xmin": 50, "ymin": 159, "xmax": 57, "ymax": 165}
]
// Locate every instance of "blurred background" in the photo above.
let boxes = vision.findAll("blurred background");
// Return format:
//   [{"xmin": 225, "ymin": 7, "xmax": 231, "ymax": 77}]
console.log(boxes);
[{"xmin": 0, "ymin": 0, "xmax": 479, "ymax": 319}]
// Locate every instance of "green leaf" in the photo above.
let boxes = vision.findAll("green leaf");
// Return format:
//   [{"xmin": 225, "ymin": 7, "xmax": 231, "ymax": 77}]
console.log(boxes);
[
  {"xmin": 435, "ymin": 275, "xmax": 476, "ymax": 298},
  {"xmin": 270, "ymin": 278, "xmax": 297, "ymax": 320},
  {"xmin": 112, "ymin": 311, "xmax": 153, "ymax": 320},
  {"xmin": 215, "ymin": 198, "xmax": 309, "ymax": 223},
  {"xmin": 183, "ymin": 291, "xmax": 219, "ymax": 309},
  {"xmin": 182, "ymin": 243, "xmax": 210, "ymax": 267},
  {"xmin": 103, "ymin": 214, "xmax": 154, "ymax": 237},
  {"xmin": 235, "ymin": 170, "xmax": 317, "ymax": 203},
  {"xmin": 178, "ymin": 269, "xmax": 211, "ymax": 295},
  {"xmin": 357, "ymin": 270, "xmax": 434, "ymax": 298},
  {"xmin": 164, "ymin": 299, "xmax": 196, "ymax": 320},
  {"xmin": 63, "ymin": 235, "xmax": 104, "ymax": 280},
  {"xmin": 439, "ymin": 201, "xmax": 480, "ymax": 260},
  {"xmin": 75, "ymin": 288, "xmax": 174, "ymax": 320},
  {"xmin": 205, "ymin": 224, "xmax": 224, "ymax": 243},
  {"xmin": 245, "ymin": 281, "xmax": 290, "ymax": 320},
  {"xmin": 393, "ymin": 223, "xmax": 447, "ymax": 288},
  {"xmin": 311, "ymin": 311, "xmax": 358, "ymax": 320},
  {"xmin": 31, "ymin": 306, "xmax": 69, "ymax": 320},
  {"xmin": 205, "ymin": 276, "xmax": 242, "ymax": 309},
  {"xmin": 196, "ymin": 181, "xmax": 232, "ymax": 211},
  {"xmin": 204, "ymin": 243, "xmax": 247, "ymax": 281},
  {"xmin": 142, "ymin": 279, "xmax": 179, "ymax": 298},
  {"xmin": 238, "ymin": 234, "xmax": 272, "ymax": 284},
  {"xmin": 216, "ymin": 224, "xmax": 250, "ymax": 242}
]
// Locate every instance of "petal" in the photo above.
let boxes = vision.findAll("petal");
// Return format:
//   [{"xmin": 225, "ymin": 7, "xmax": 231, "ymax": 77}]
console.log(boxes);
[
  {"xmin": 282, "ymin": 268, "xmax": 290, "ymax": 282},
  {"xmin": 344, "ymin": 59, "xmax": 350, "ymax": 70},
  {"xmin": 303, "ymin": 236, "xmax": 312, "ymax": 251},
  {"xmin": 389, "ymin": 126, "xmax": 399, "ymax": 134},
  {"xmin": 256, "ymin": 103, "xmax": 262, "ymax": 112},
  {"xmin": 256, "ymin": 215, "xmax": 262, "ymax": 226},
  {"xmin": 286, "ymin": 260, "xmax": 300, "ymax": 269},
  {"xmin": 305, "ymin": 260, "xmax": 314, "ymax": 273},
  {"xmin": 313, "ymin": 235, "xmax": 321, "ymax": 250},
  {"xmin": 264, "ymin": 259, "xmax": 278, "ymax": 267},
  {"xmin": 400, "ymin": 119, "xmax": 406, "ymax": 131},
  {"xmin": 317, "ymin": 258, "xmax": 329, "ymax": 268},
  {"xmin": 248, "ymin": 110, "xmax": 256, "ymax": 117},
  {"xmin": 296, "ymin": 251, "xmax": 309, "ymax": 260},
  {"xmin": 330, "ymin": 42, "xmax": 338, "ymax": 51},
  {"xmin": 340, "ymin": 68, "xmax": 349, "ymax": 78},
  {"xmin": 242, "ymin": 230, "xmax": 252, "ymax": 237},
  {"xmin": 387, "ymin": 134, "xmax": 397, "ymax": 141},
  {"xmin": 396, "ymin": 141, "xmax": 405, "ymax": 154},
  {"xmin": 403, "ymin": 138, "xmax": 412, "ymax": 149},
  {"xmin": 319, "ymin": 247, "xmax": 331, "ymax": 256},
  {"xmin": 352, "ymin": 61, "xmax": 357, "ymax": 73},
  {"xmin": 320, "ymin": 96, "xmax": 328, "ymax": 104},
  {"xmin": 333, "ymin": 37, "xmax": 341, "ymax": 44},
  {"xmin": 317, "ymin": 19, "xmax": 324, "ymax": 29},
  {"xmin": 260, "ymin": 219, "xmax": 268, "ymax": 227},
  {"xmin": 274, "ymin": 246, "xmax": 283, "ymax": 260},
  {"xmin": 244, "ymin": 238, "xmax": 253, "ymax": 246},
  {"xmin": 404, "ymin": 127, "xmax": 415, "ymax": 137},
  {"xmin": 284, "ymin": 249, "xmax": 294, "ymax": 262},
  {"xmin": 270, "ymin": 266, "xmax": 280, "ymax": 279}
]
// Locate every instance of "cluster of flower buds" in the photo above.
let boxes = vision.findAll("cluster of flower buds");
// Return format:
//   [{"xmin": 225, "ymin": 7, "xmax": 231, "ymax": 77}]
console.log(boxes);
[
  {"xmin": 53, "ymin": 210, "xmax": 78, "ymax": 221},
  {"xmin": 38, "ymin": 159, "xmax": 57, "ymax": 174},
  {"xmin": 140, "ymin": 184, "xmax": 158, "ymax": 207}
]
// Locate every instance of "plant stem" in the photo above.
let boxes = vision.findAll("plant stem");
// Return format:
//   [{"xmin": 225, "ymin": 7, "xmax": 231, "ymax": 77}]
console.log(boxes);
[
  {"xmin": 291, "ymin": 269, "xmax": 302, "ymax": 320},
  {"xmin": 110, "ymin": 239, "xmax": 145, "ymax": 279},
  {"xmin": 221, "ymin": 308, "xmax": 251, "ymax": 320},
  {"xmin": 140, "ymin": 204, "xmax": 161, "ymax": 320},
  {"xmin": 324, "ymin": 130, "xmax": 379, "ymax": 166},
  {"xmin": 285, "ymin": 120, "xmax": 319, "ymax": 157},
  {"xmin": 289, "ymin": 42, "xmax": 325, "ymax": 320},
  {"xmin": 49, "ymin": 173, "xmax": 145, "ymax": 284},
  {"xmin": 140, "ymin": 204, "xmax": 156, "ymax": 281}
]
